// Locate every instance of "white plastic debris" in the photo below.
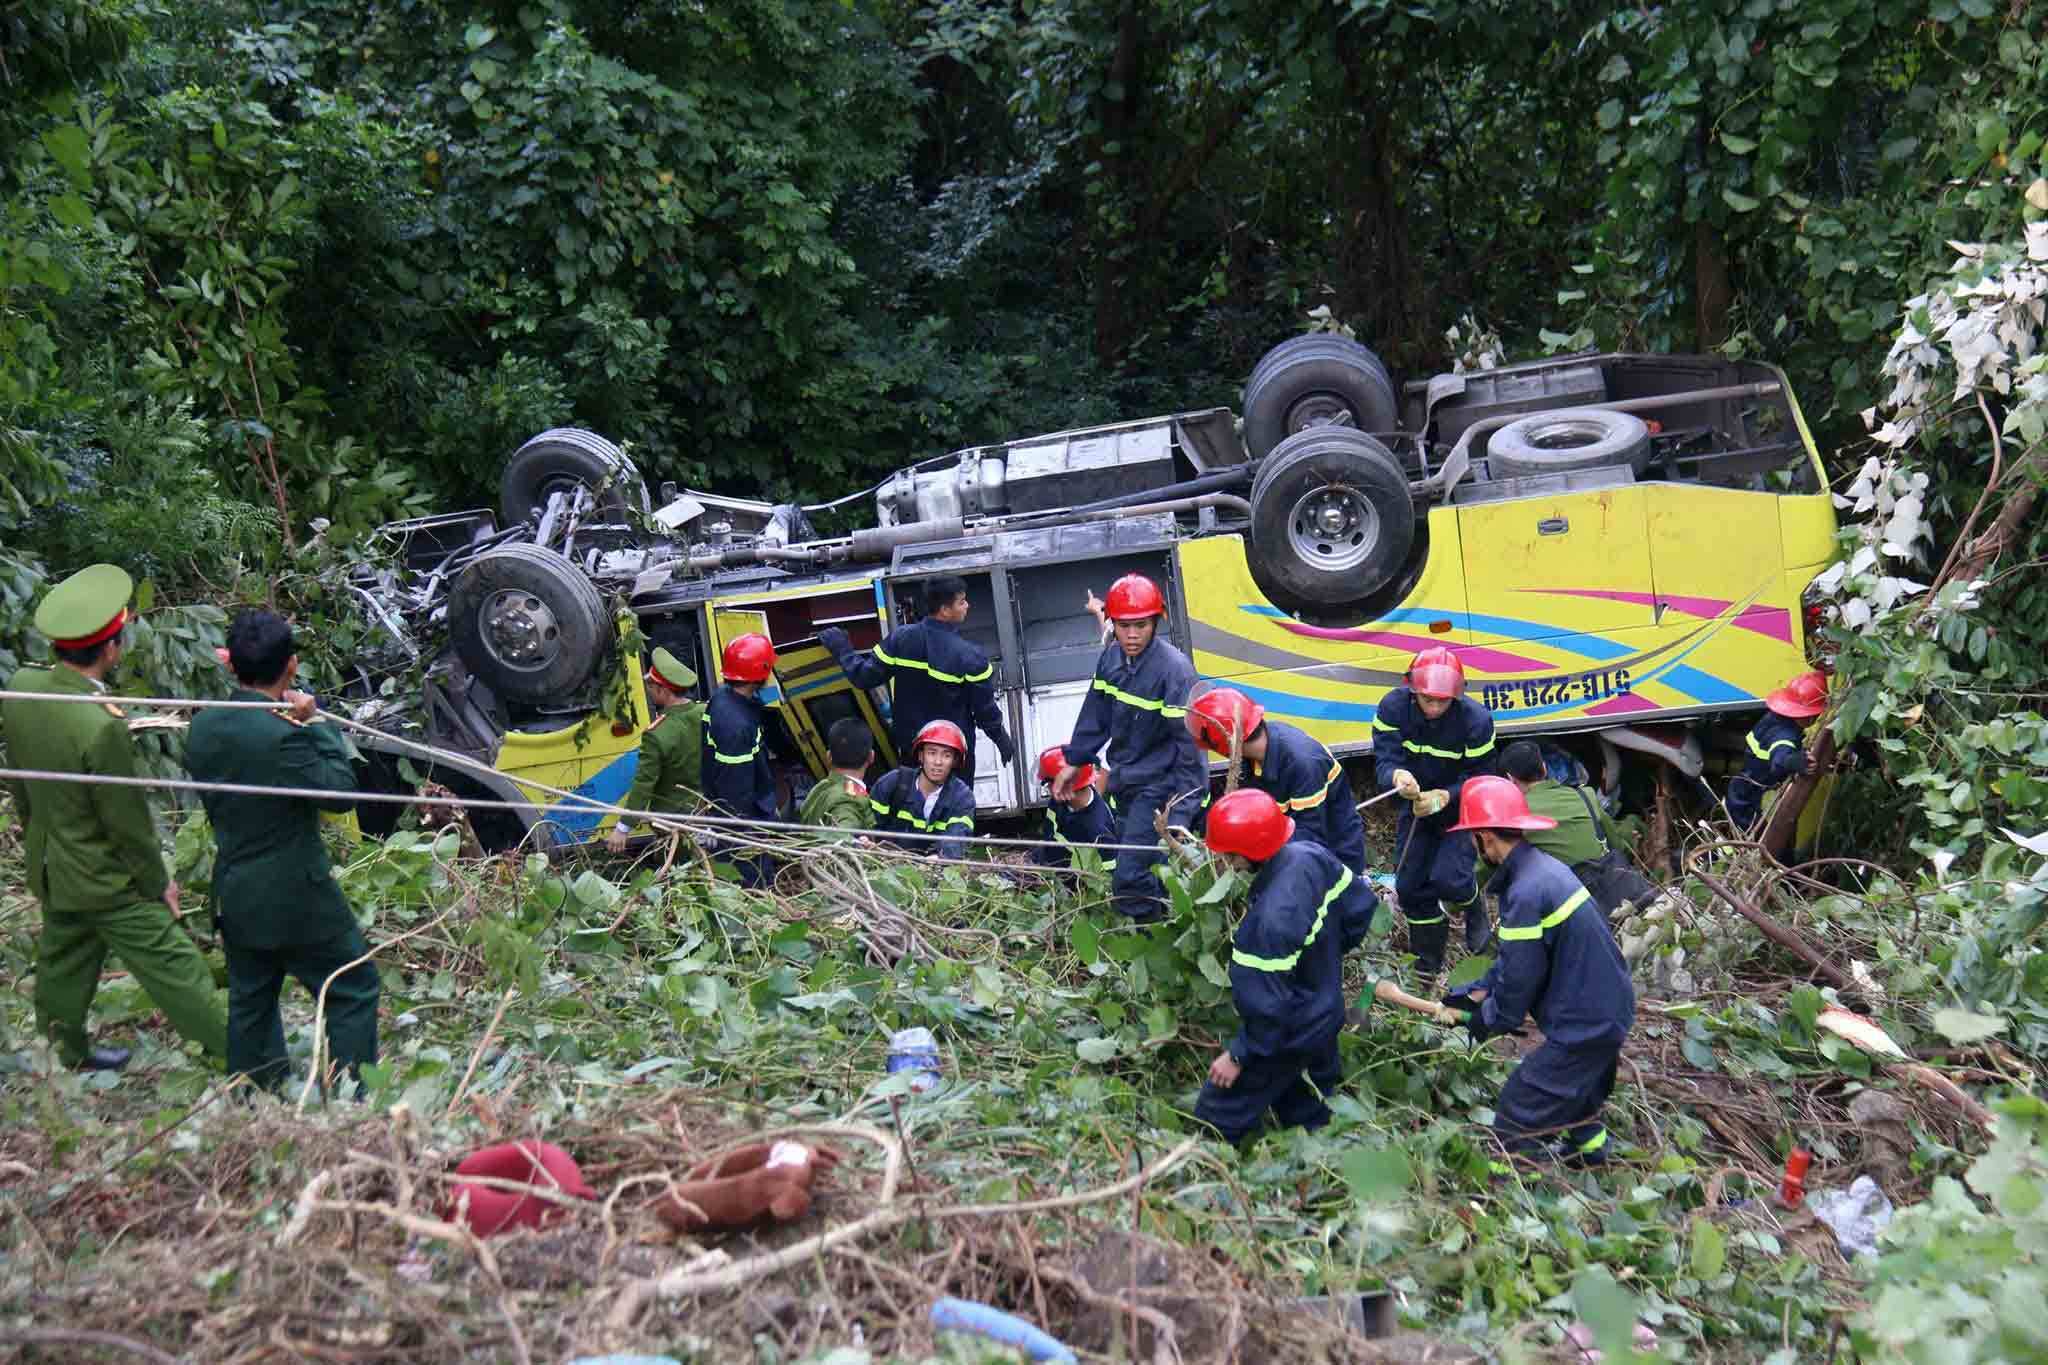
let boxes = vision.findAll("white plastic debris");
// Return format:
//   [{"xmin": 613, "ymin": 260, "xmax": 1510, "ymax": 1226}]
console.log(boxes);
[{"xmin": 1808, "ymin": 1175, "xmax": 1895, "ymax": 1258}]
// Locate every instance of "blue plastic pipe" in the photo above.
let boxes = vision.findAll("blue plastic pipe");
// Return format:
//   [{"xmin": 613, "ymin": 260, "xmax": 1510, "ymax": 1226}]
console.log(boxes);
[{"xmin": 930, "ymin": 1296, "xmax": 1078, "ymax": 1363}]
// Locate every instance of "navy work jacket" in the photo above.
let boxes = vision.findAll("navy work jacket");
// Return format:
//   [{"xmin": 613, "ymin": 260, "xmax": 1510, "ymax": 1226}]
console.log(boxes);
[
  {"xmin": 1062, "ymin": 636, "xmax": 1208, "ymax": 799},
  {"xmin": 1728, "ymin": 711, "xmax": 1806, "ymax": 824},
  {"xmin": 1251, "ymin": 719, "xmax": 1365, "ymax": 874},
  {"xmin": 1029, "ymin": 791, "xmax": 1118, "ymax": 867},
  {"xmin": 703, "ymin": 685, "xmax": 777, "ymax": 821},
  {"xmin": 1469, "ymin": 841, "xmax": 1634, "ymax": 1047},
  {"xmin": 1227, "ymin": 842, "xmax": 1379, "ymax": 1063},
  {"xmin": 869, "ymin": 766, "xmax": 977, "ymax": 862},
  {"xmin": 1371, "ymin": 688, "xmax": 1497, "ymax": 827},
  {"xmin": 831, "ymin": 618, "xmax": 1014, "ymax": 767}
]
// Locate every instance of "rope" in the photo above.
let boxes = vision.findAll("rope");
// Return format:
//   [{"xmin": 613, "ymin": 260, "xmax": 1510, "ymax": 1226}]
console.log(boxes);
[{"xmin": 0, "ymin": 684, "xmax": 1171, "ymax": 857}]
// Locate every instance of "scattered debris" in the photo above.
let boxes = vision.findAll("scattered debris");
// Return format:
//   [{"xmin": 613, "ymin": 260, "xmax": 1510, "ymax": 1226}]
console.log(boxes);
[{"xmin": 1809, "ymin": 1175, "xmax": 1896, "ymax": 1258}]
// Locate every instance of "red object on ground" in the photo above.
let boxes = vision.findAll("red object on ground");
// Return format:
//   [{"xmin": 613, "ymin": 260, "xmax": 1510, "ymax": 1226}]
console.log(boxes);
[
  {"xmin": 655, "ymin": 1141, "xmax": 845, "ymax": 1233},
  {"xmin": 445, "ymin": 1140, "xmax": 597, "ymax": 1237},
  {"xmin": 1776, "ymin": 1147, "xmax": 1812, "ymax": 1208}
]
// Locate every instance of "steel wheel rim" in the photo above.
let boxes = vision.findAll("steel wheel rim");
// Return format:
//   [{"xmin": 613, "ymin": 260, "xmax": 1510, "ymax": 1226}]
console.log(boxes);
[
  {"xmin": 1286, "ymin": 484, "xmax": 1379, "ymax": 573},
  {"xmin": 480, "ymin": 588, "xmax": 562, "ymax": 671}
]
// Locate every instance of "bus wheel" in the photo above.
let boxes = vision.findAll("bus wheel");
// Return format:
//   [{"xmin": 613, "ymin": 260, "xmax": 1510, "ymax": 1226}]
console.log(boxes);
[
  {"xmin": 1243, "ymin": 335, "xmax": 1398, "ymax": 460},
  {"xmin": 449, "ymin": 543, "xmax": 607, "ymax": 703},
  {"xmin": 500, "ymin": 427, "xmax": 651, "ymax": 527},
  {"xmin": 1249, "ymin": 428, "xmax": 1415, "ymax": 608}
]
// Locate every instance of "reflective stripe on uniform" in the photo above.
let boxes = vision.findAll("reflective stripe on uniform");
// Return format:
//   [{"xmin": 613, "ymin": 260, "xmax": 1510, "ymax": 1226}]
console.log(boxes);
[
  {"xmin": 1401, "ymin": 737, "xmax": 1494, "ymax": 761},
  {"xmin": 1497, "ymin": 886, "xmax": 1591, "ymax": 941},
  {"xmin": 1405, "ymin": 911, "xmax": 1446, "ymax": 925},
  {"xmin": 1746, "ymin": 731, "xmax": 1798, "ymax": 760},
  {"xmin": 1231, "ymin": 868, "xmax": 1353, "ymax": 973},
  {"xmin": 1275, "ymin": 758, "xmax": 1344, "ymax": 812},
  {"xmin": 708, "ymin": 739, "xmax": 760, "ymax": 764},
  {"xmin": 872, "ymin": 645, "xmax": 991, "ymax": 686},
  {"xmin": 1371, "ymin": 717, "xmax": 1400, "ymax": 733},
  {"xmin": 1091, "ymin": 676, "xmax": 1187, "ymax": 719},
  {"xmin": 1578, "ymin": 1127, "xmax": 1609, "ymax": 1154},
  {"xmin": 869, "ymin": 798, "xmax": 974, "ymax": 832}
]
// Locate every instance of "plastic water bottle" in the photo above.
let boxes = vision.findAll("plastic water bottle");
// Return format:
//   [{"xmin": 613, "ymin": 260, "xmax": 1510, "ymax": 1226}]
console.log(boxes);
[{"xmin": 887, "ymin": 1027, "xmax": 942, "ymax": 1094}]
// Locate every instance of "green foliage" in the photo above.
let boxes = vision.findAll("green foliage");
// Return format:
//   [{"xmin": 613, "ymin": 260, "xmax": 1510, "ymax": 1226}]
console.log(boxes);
[{"xmin": 1852, "ymin": 1096, "xmax": 2048, "ymax": 1362}]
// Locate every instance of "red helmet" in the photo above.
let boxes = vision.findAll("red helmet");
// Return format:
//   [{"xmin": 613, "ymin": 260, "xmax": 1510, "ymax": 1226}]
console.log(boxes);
[
  {"xmin": 1765, "ymin": 670, "xmax": 1828, "ymax": 719},
  {"xmin": 1038, "ymin": 745, "xmax": 1094, "ymax": 789},
  {"xmin": 1447, "ymin": 775, "xmax": 1559, "ymax": 833},
  {"xmin": 721, "ymin": 632, "xmax": 777, "ymax": 683},
  {"xmin": 914, "ymin": 719, "xmax": 968, "ymax": 760},
  {"xmin": 1408, "ymin": 645, "xmax": 1465, "ymax": 699},
  {"xmin": 1205, "ymin": 789, "xmax": 1294, "ymax": 862},
  {"xmin": 1186, "ymin": 687, "xmax": 1264, "ymax": 756},
  {"xmin": 1103, "ymin": 574, "xmax": 1166, "ymax": 622}
]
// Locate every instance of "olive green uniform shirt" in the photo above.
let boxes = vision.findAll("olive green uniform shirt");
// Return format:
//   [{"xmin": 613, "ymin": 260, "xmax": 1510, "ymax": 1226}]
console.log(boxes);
[
  {"xmin": 185, "ymin": 689, "xmax": 361, "ymax": 950},
  {"xmin": 620, "ymin": 701, "xmax": 705, "ymax": 828},
  {"xmin": 798, "ymin": 773, "xmax": 874, "ymax": 830},
  {"xmin": 1478, "ymin": 780, "xmax": 1618, "ymax": 885},
  {"xmin": 2, "ymin": 664, "xmax": 169, "ymax": 911}
]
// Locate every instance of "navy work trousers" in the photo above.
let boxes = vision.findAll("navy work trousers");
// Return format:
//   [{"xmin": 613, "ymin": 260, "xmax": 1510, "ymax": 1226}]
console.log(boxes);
[
  {"xmin": 1194, "ymin": 1039, "xmax": 1341, "ymax": 1144},
  {"xmin": 1394, "ymin": 810, "xmax": 1484, "ymax": 971},
  {"xmin": 1494, "ymin": 1038, "xmax": 1622, "ymax": 1164}
]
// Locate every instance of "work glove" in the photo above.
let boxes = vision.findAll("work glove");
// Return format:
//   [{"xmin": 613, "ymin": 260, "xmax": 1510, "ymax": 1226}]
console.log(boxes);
[
  {"xmin": 1412, "ymin": 788, "xmax": 1450, "ymax": 818},
  {"xmin": 995, "ymin": 735, "xmax": 1017, "ymax": 765},
  {"xmin": 1391, "ymin": 768, "xmax": 1421, "ymax": 800},
  {"xmin": 817, "ymin": 626, "xmax": 850, "ymax": 656}
]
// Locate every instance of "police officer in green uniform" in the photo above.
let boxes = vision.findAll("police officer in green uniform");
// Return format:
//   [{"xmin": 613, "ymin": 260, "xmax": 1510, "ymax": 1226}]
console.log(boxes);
[
  {"xmin": 185, "ymin": 610, "xmax": 379, "ymax": 1091},
  {"xmin": 797, "ymin": 718, "xmax": 876, "ymax": 832},
  {"xmin": 1, "ymin": 564, "xmax": 227, "ymax": 1070},
  {"xmin": 606, "ymin": 646, "xmax": 707, "ymax": 853}
]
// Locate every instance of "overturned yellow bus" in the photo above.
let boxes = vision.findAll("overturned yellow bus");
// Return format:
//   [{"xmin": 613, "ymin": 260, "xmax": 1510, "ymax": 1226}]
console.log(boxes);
[{"xmin": 341, "ymin": 338, "xmax": 1837, "ymax": 849}]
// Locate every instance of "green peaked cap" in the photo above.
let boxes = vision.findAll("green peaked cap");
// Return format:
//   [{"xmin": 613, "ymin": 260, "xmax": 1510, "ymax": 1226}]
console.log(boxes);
[
  {"xmin": 648, "ymin": 646, "xmax": 698, "ymax": 690},
  {"xmin": 34, "ymin": 563, "xmax": 134, "ymax": 643}
]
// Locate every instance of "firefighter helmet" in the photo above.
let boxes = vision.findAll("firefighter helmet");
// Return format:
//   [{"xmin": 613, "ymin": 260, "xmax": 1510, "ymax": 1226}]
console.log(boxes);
[
  {"xmin": 914, "ymin": 719, "xmax": 969, "ymax": 760},
  {"xmin": 1765, "ymin": 670, "xmax": 1828, "ymax": 719},
  {"xmin": 1407, "ymin": 645, "xmax": 1466, "ymax": 699},
  {"xmin": 1103, "ymin": 574, "xmax": 1167, "ymax": 622},
  {"xmin": 1186, "ymin": 687, "xmax": 1265, "ymax": 755},
  {"xmin": 1038, "ymin": 745, "xmax": 1094, "ymax": 790},
  {"xmin": 1447, "ymin": 775, "xmax": 1559, "ymax": 832},
  {"xmin": 1205, "ymin": 788, "xmax": 1295, "ymax": 862},
  {"xmin": 720, "ymin": 632, "xmax": 777, "ymax": 683}
]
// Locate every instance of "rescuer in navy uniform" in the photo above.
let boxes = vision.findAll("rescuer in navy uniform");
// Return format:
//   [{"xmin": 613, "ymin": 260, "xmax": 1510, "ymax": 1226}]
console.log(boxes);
[
  {"xmin": 1029, "ymin": 746, "xmax": 1117, "ymax": 871},
  {"xmin": 1050, "ymin": 574, "xmax": 1210, "ymax": 922},
  {"xmin": 1442, "ymin": 776, "xmax": 1635, "ymax": 1167},
  {"xmin": 1726, "ymin": 670, "xmax": 1825, "ymax": 832},
  {"xmin": 867, "ymin": 720, "xmax": 978, "ymax": 862},
  {"xmin": 818, "ymin": 574, "xmax": 1016, "ymax": 781},
  {"xmin": 1194, "ymin": 789, "xmax": 1378, "ymax": 1143},
  {"xmin": 1373, "ymin": 646, "xmax": 1496, "ymax": 974},
  {"xmin": 703, "ymin": 632, "xmax": 779, "ymax": 887},
  {"xmin": 1186, "ymin": 687, "xmax": 1366, "ymax": 877}
]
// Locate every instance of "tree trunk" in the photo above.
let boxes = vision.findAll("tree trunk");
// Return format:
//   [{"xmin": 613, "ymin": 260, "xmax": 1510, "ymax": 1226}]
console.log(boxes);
[
  {"xmin": 1950, "ymin": 480, "xmax": 2040, "ymax": 586},
  {"xmin": 1694, "ymin": 218, "xmax": 1732, "ymax": 350},
  {"xmin": 1331, "ymin": 37, "xmax": 1418, "ymax": 352},
  {"xmin": 1762, "ymin": 727, "xmax": 1835, "ymax": 862},
  {"xmin": 1089, "ymin": 0, "xmax": 1147, "ymax": 367}
]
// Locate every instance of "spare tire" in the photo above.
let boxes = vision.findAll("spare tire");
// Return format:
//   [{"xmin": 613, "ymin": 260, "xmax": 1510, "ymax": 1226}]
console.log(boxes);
[
  {"xmin": 500, "ymin": 428, "xmax": 651, "ymax": 527},
  {"xmin": 448, "ymin": 543, "xmax": 609, "ymax": 704},
  {"xmin": 1486, "ymin": 408, "xmax": 1651, "ymax": 479},
  {"xmin": 1248, "ymin": 428, "xmax": 1415, "ymax": 608},
  {"xmin": 1243, "ymin": 335, "xmax": 1399, "ymax": 460}
]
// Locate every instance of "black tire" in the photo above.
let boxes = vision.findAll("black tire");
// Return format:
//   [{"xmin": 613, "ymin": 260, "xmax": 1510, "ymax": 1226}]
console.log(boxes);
[
  {"xmin": 448, "ymin": 543, "xmax": 608, "ymax": 703},
  {"xmin": 1246, "ymin": 332, "xmax": 1393, "ymax": 393},
  {"xmin": 1243, "ymin": 336, "xmax": 1399, "ymax": 460},
  {"xmin": 500, "ymin": 427, "xmax": 651, "ymax": 527},
  {"xmin": 1248, "ymin": 428, "xmax": 1415, "ymax": 608},
  {"xmin": 1486, "ymin": 408, "xmax": 1651, "ymax": 478}
]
